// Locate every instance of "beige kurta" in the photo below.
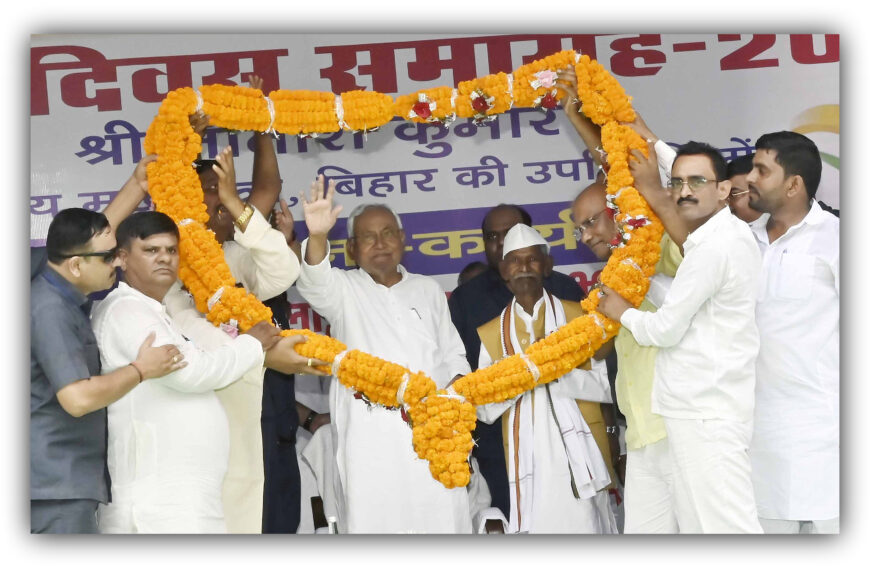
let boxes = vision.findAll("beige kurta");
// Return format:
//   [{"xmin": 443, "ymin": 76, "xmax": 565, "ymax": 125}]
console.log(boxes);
[
  {"xmin": 477, "ymin": 298, "xmax": 617, "ymax": 486},
  {"xmin": 476, "ymin": 295, "xmax": 615, "ymax": 532},
  {"xmin": 163, "ymin": 208, "xmax": 299, "ymax": 533}
]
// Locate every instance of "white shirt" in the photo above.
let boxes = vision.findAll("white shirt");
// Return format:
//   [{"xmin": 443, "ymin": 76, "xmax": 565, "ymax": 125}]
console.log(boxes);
[
  {"xmin": 295, "ymin": 239, "xmax": 472, "ymax": 533},
  {"xmin": 749, "ymin": 200, "xmax": 839, "ymax": 520},
  {"xmin": 91, "ymin": 282, "xmax": 265, "ymax": 533},
  {"xmin": 620, "ymin": 207, "xmax": 762, "ymax": 421}
]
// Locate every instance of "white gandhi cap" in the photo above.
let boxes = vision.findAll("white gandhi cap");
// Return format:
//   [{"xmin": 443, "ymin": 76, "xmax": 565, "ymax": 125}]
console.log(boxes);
[{"xmin": 502, "ymin": 223, "xmax": 550, "ymax": 259}]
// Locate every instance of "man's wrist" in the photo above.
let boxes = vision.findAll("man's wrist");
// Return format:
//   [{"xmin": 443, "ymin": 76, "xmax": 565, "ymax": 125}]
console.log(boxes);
[
  {"xmin": 303, "ymin": 410, "xmax": 318, "ymax": 432},
  {"xmin": 129, "ymin": 361, "xmax": 144, "ymax": 383},
  {"xmin": 234, "ymin": 203, "xmax": 255, "ymax": 229}
]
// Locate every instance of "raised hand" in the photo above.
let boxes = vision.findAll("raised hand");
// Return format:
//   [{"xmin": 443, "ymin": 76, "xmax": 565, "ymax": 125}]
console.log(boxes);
[
  {"xmin": 247, "ymin": 74, "xmax": 265, "ymax": 93},
  {"xmin": 555, "ymin": 66, "xmax": 604, "ymax": 168},
  {"xmin": 188, "ymin": 110, "xmax": 210, "ymax": 138},
  {"xmin": 629, "ymin": 142, "xmax": 665, "ymax": 200},
  {"xmin": 556, "ymin": 67, "xmax": 581, "ymax": 117},
  {"xmin": 300, "ymin": 174, "xmax": 343, "ymax": 237},
  {"xmin": 212, "ymin": 145, "xmax": 246, "ymax": 220},
  {"xmin": 621, "ymin": 111, "xmax": 658, "ymax": 143},
  {"xmin": 272, "ymin": 198, "xmax": 295, "ymax": 244},
  {"xmin": 132, "ymin": 154, "xmax": 158, "ymax": 194}
]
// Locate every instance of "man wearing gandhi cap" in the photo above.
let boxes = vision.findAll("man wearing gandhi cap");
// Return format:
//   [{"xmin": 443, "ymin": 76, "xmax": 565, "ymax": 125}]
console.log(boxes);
[{"xmin": 474, "ymin": 223, "xmax": 617, "ymax": 533}]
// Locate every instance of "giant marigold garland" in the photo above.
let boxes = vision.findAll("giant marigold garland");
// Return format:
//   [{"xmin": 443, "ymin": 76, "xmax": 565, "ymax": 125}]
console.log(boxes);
[{"xmin": 143, "ymin": 49, "xmax": 662, "ymax": 489}]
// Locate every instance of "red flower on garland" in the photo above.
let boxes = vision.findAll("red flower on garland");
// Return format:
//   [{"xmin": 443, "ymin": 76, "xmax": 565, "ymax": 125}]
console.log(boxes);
[
  {"xmin": 540, "ymin": 92, "xmax": 558, "ymax": 109},
  {"xmin": 626, "ymin": 218, "xmax": 648, "ymax": 229},
  {"xmin": 412, "ymin": 101, "xmax": 432, "ymax": 119},
  {"xmin": 472, "ymin": 94, "xmax": 490, "ymax": 113},
  {"xmin": 610, "ymin": 236, "xmax": 622, "ymax": 246}
]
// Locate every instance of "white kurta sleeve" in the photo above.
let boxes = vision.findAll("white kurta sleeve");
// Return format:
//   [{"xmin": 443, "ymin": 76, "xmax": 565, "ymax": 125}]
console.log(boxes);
[
  {"xmin": 620, "ymin": 239, "xmax": 727, "ymax": 348},
  {"xmin": 645, "ymin": 273, "xmax": 674, "ymax": 309},
  {"xmin": 475, "ymin": 343, "xmax": 513, "ymax": 423},
  {"xmin": 434, "ymin": 288, "xmax": 472, "ymax": 382},
  {"xmin": 555, "ymin": 357, "xmax": 612, "ymax": 403},
  {"xmin": 295, "ymin": 238, "xmax": 349, "ymax": 324},
  {"xmin": 224, "ymin": 207, "xmax": 300, "ymax": 300},
  {"xmin": 98, "ymin": 296, "xmax": 265, "ymax": 393}
]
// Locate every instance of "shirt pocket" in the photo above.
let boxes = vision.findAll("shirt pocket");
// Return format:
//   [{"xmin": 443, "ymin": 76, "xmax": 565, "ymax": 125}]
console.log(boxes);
[
  {"xmin": 775, "ymin": 252, "xmax": 815, "ymax": 300},
  {"xmin": 403, "ymin": 305, "xmax": 436, "ymax": 340}
]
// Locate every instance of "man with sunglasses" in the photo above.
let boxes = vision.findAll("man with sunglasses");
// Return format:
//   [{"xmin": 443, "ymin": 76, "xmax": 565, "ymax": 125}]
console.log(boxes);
[
  {"xmin": 30, "ymin": 208, "xmax": 187, "ymax": 533},
  {"xmin": 597, "ymin": 141, "xmax": 763, "ymax": 533}
]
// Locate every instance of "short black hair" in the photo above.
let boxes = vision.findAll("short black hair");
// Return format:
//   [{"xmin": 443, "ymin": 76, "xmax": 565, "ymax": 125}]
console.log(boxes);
[
  {"xmin": 674, "ymin": 141, "xmax": 728, "ymax": 182},
  {"xmin": 46, "ymin": 208, "xmax": 110, "ymax": 264},
  {"xmin": 457, "ymin": 261, "xmax": 487, "ymax": 286},
  {"xmin": 481, "ymin": 204, "xmax": 533, "ymax": 232},
  {"xmin": 727, "ymin": 153, "xmax": 755, "ymax": 179},
  {"xmin": 116, "ymin": 211, "xmax": 180, "ymax": 250},
  {"xmin": 755, "ymin": 131, "xmax": 822, "ymax": 199}
]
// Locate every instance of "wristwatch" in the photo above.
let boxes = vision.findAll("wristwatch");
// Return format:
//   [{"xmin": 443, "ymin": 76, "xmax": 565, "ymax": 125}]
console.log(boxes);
[{"xmin": 234, "ymin": 204, "xmax": 255, "ymax": 228}]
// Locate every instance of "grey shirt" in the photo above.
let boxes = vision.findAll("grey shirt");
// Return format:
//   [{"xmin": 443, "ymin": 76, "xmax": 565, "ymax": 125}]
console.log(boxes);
[{"xmin": 30, "ymin": 265, "xmax": 110, "ymax": 503}]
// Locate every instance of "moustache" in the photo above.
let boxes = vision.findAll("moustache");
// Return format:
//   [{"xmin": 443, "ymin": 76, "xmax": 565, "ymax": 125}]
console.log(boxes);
[{"xmin": 677, "ymin": 197, "xmax": 698, "ymax": 205}]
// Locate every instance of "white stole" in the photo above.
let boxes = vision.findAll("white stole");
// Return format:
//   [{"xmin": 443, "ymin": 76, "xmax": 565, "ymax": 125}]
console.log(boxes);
[{"xmin": 501, "ymin": 293, "xmax": 611, "ymax": 533}]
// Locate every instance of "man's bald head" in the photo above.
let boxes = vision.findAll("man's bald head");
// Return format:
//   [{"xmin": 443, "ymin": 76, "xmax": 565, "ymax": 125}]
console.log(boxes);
[{"xmin": 571, "ymin": 181, "xmax": 618, "ymax": 261}]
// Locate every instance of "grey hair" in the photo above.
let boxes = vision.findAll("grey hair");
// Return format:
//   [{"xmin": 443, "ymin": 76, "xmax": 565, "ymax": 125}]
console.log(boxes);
[{"xmin": 346, "ymin": 203, "xmax": 404, "ymax": 238}]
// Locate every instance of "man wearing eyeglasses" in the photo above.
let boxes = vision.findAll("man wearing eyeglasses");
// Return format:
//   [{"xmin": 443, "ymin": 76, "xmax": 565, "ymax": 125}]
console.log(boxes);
[
  {"xmin": 597, "ymin": 141, "xmax": 764, "ymax": 533},
  {"xmin": 30, "ymin": 208, "xmax": 186, "ymax": 533},
  {"xmin": 295, "ymin": 177, "xmax": 474, "ymax": 533}
]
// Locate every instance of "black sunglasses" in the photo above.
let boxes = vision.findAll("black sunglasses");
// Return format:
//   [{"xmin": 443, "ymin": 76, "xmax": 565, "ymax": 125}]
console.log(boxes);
[{"xmin": 60, "ymin": 247, "xmax": 118, "ymax": 263}]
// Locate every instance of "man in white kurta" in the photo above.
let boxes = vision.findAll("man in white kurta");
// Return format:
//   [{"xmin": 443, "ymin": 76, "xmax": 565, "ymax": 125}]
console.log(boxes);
[
  {"xmin": 599, "ymin": 143, "xmax": 763, "ymax": 533},
  {"xmin": 476, "ymin": 224, "xmax": 614, "ymax": 534},
  {"xmin": 91, "ymin": 211, "xmax": 277, "ymax": 533},
  {"xmin": 295, "ymin": 179, "xmax": 473, "ymax": 533},
  {"xmin": 744, "ymin": 132, "xmax": 839, "ymax": 533},
  {"xmin": 93, "ymin": 211, "xmax": 315, "ymax": 533},
  {"xmin": 94, "ymin": 281, "xmax": 266, "ymax": 533}
]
